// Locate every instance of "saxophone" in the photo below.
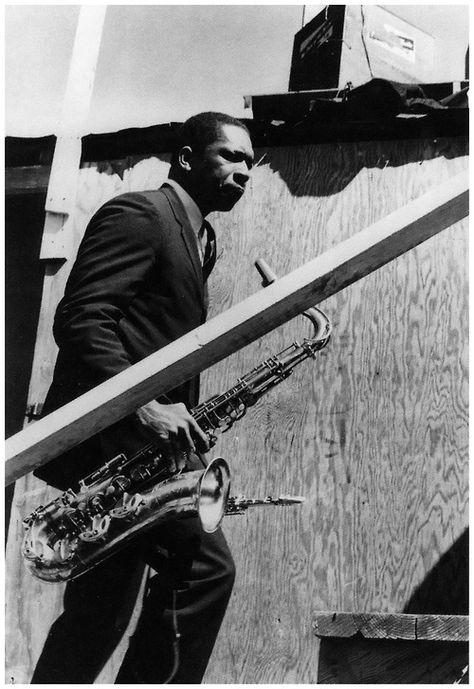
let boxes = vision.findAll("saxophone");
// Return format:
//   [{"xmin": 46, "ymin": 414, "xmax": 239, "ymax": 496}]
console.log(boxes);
[{"xmin": 22, "ymin": 266, "xmax": 331, "ymax": 584}]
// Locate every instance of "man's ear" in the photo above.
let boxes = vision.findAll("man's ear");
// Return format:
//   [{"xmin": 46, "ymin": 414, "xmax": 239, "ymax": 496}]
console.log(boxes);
[{"xmin": 178, "ymin": 146, "xmax": 193, "ymax": 172}]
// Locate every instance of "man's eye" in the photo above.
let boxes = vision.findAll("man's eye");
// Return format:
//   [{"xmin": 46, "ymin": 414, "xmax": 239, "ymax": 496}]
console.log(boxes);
[
  {"xmin": 223, "ymin": 150, "xmax": 253, "ymax": 168},
  {"xmin": 222, "ymin": 150, "xmax": 240, "ymax": 162}
]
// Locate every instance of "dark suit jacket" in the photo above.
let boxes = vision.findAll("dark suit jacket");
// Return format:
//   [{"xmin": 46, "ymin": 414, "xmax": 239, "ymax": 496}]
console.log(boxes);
[{"xmin": 35, "ymin": 184, "xmax": 213, "ymax": 489}]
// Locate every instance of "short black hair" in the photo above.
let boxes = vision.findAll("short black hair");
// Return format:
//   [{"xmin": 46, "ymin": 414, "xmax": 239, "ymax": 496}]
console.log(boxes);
[{"xmin": 170, "ymin": 112, "xmax": 249, "ymax": 166}]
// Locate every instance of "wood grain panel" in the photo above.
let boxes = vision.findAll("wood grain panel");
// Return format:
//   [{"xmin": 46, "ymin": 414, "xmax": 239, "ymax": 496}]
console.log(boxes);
[
  {"xmin": 201, "ymin": 137, "xmax": 468, "ymax": 681},
  {"xmin": 6, "ymin": 138, "xmax": 468, "ymax": 683}
]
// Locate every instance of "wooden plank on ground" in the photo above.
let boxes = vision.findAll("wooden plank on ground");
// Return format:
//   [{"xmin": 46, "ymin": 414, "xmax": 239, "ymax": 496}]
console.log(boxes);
[
  {"xmin": 4, "ymin": 169, "xmax": 468, "ymax": 484},
  {"xmin": 317, "ymin": 637, "xmax": 468, "ymax": 684},
  {"xmin": 312, "ymin": 611, "xmax": 469, "ymax": 642}
]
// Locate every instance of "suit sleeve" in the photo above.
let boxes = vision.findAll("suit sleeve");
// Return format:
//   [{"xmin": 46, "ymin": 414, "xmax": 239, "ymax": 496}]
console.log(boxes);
[{"xmin": 53, "ymin": 195, "xmax": 161, "ymax": 384}]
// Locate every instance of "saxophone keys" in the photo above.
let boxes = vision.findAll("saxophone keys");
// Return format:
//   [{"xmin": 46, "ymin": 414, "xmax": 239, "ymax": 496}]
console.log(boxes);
[
  {"xmin": 53, "ymin": 538, "xmax": 76, "ymax": 562},
  {"xmin": 22, "ymin": 521, "xmax": 52, "ymax": 561},
  {"xmin": 207, "ymin": 430, "xmax": 217, "ymax": 447},
  {"xmin": 109, "ymin": 492, "xmax": 143, "ymax": 519},
  {"xmin": 30, "ymin": 540, "xmax": 45, "ymax": 560},
  {"xmin": 22, "ymin": 536, "xmax": 39, "ymax": 561},
  {"xmin": 79, "ymin": 514, "xmax": 111, "ymax": 542}
]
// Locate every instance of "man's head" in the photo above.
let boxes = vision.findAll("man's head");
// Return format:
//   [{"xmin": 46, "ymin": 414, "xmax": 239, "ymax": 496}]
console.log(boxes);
[{"xmin": 169, "ymin": 112, "xmax": 254, "ymax": 216}]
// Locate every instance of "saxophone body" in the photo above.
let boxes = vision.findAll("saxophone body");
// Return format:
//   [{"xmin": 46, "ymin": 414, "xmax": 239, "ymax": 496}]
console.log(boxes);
[
  {"xmin": 22, "ymin": 299, "xmax": 331, "ymax": 584},
  {"xmin": 22, "ymin": 458, "xmax": 230, "ymax": 583}
]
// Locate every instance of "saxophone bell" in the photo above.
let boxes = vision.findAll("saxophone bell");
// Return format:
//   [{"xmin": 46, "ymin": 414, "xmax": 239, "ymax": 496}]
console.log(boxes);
[{"xmin": 197, "ymin": 457, "xmax": 231, "ymax": 533}]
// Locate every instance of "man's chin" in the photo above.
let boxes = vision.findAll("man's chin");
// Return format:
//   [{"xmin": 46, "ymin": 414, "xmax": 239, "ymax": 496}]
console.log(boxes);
[
  {"xmin": 216, "ymin": 193, "xmax": 243, "ymax": 212},
  {"xmin": 217, "ymin": 201, "xmax": 238, "ymax": 212}
]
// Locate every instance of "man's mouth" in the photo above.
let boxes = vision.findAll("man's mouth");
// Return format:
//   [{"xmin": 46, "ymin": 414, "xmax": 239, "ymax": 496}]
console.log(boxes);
[{"xmin": 228, "ymin": 185, "xmax": 245, "ymax": 196}]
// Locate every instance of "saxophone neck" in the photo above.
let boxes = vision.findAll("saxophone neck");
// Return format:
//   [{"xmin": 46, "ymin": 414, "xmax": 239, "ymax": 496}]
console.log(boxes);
[
  {"xmin": 255, "ymin": 257, "xmax": 332, "ymax": 346},
  {"xmin": 303, "ymin": 306, "xmax": 332, "ymax": 345}
]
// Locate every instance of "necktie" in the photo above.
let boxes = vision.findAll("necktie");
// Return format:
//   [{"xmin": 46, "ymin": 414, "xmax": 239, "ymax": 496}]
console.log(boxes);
[{"xmin": 200, "ymin": 220, "xmax": 216, "ymax": 281}]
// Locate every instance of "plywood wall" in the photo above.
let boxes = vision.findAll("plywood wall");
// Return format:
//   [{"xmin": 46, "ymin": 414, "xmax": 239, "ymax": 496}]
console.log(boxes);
[{"xmin": 6, "ymin": 136, "xmax": 468, "ymax": 683}]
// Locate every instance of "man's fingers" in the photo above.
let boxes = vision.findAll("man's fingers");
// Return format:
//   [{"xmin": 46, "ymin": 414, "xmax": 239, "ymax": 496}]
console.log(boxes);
[
  {"xmin": 136, "ymin": 401, "xmax": 209, "ymax": 453},
  {"xmin": 189, "ymin": 417, "xmax": 209, "ymax": 452},
  {"xmin": 165, "ymin": 422, "xmax": 198, "ymax": 454},
  {"xmin": 178, "ymin": 425, "xmax": 196, "ymax": 453}
]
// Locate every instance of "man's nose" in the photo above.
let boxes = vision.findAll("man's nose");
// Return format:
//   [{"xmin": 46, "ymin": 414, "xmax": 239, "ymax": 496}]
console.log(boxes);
[{"xmin": 234, "ymin": 163, "xmax": 251, "ymax": 185}]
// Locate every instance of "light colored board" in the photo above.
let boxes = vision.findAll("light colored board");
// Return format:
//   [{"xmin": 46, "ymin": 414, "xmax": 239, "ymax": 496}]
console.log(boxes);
[
  {"xmin": 312, "ymin": 611, "xmax": 469, "ymax": 641},
  {"xmin": 40, "ymin": 8, "xmax": 105, "ymax": 260},
  {"xmin": 6, "ymin": 138, "xmax": 468, "ymax": 683},
  {"xmin": 5, "ymin": 167, "xmax": 468, "ymax": 485}
]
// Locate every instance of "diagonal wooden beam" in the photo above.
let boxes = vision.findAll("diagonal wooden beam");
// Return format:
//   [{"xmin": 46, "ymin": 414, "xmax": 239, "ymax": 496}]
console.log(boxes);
[{"xmin": 5, "ymin": 169, "xmax": 468, "ymax": 485}]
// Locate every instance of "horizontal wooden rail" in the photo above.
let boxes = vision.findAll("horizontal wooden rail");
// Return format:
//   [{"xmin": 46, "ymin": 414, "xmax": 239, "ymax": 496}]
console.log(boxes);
[
  {"xmin": 312, "ymin": 611, "xmax": 469, "ymax": 642},
  {"xmin": 5, "ymin": 169, "xmax": 468, "ymax": 484}
]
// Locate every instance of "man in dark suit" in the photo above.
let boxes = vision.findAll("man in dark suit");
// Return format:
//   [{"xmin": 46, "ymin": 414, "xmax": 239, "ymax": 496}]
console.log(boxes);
[{"xmin": 32, "ymin": 111, "xmax": 254, "ymax": 684}]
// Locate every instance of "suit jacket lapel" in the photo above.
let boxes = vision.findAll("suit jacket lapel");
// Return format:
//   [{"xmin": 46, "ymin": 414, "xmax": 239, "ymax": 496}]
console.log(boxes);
[{"xmin": 160, "ymin": 184, "xmax": 204, "ymax": 297}]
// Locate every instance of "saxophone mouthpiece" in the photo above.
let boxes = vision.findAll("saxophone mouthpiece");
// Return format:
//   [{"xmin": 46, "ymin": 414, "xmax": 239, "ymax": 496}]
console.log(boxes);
[
  {"xmin": 276, "ymin": 495, "xmax": 305, "ymax": 505},
  {"xmin": 225, "ymin": 494, "xmax": 305, "ymax": 515}
]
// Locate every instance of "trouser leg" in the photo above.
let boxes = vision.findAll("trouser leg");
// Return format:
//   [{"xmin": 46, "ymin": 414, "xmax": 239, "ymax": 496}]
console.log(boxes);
[
  {"xmin": 115, "ymin": 517, "xmax": 235, "ymax": 684},
  {"xmin": 31, "ymin": 547, "xmax": 144, "ymax": 684}
]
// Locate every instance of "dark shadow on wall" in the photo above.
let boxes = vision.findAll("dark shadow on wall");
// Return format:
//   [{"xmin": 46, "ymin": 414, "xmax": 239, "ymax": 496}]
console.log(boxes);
[
  {"xmin": 5, "ymin": 193, "xmax": 46, "ymax": 438},
  {"xmin": 261, "ymin": 134, "xmax": 468, "ymax": 198},
  {"xmin": 250, "ymin": 78, "xmax": 468, "ymax": 197},
  {"xmin": 317, "ymin": 529, "xmax": 469, "ymax": 684},
  {"xmin": 5, "ymin": 192, "xmax": 46, "ymax": 540},
  {"xmin": 93, "ymin": 153, "xmax": 171, "ymax": 181},
  {"xmin": 78, "ymin": 133, "xmax": 468, "ymax": 202},
  {"xmin": 87, "ymin": 134, "xmax": 468, "ymax": 201},
  {"xmin": 403, "ymin": 529, "xmax": 468, "ymax": 615}
]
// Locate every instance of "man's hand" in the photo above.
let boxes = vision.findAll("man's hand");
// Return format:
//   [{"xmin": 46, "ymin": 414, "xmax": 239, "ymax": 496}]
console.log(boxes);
[{"xmin": 135, "ymin": 400, "xmax": 209, "ymax": 454}]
